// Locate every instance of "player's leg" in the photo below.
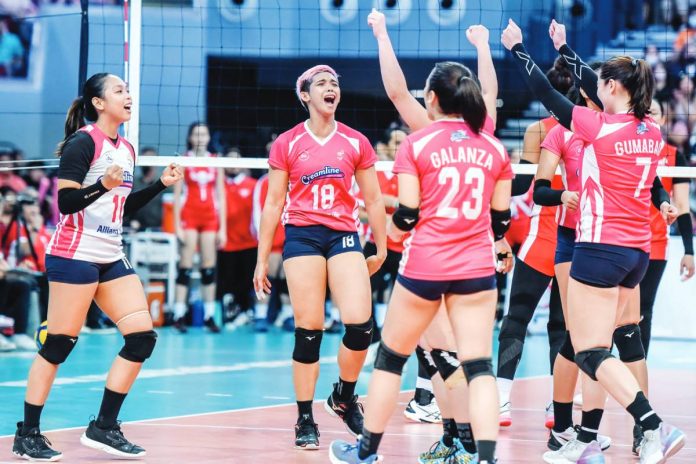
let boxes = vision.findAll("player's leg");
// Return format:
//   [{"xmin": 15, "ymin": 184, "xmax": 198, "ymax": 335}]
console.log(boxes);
[
  {"xmin": 283, "ymin": 251, "xmax": 327, "ymax": 449},
  {"xmin": 330, "ymin": 280, "xmax": 441, "ymax": 462},
  {"xmin": 81, "ymin": 266, "xmax": 154, "ymax": 458},
  {"xmin": 496, "ymin": 258, "xmax": 551, "ymax": 425},
  {"xmin": 326, "ymin": 245, "xmax": 373, "ymax": 437},
  {"xmin": 15, "ymin": 256, "xmax": 100, "ymax": 461},
  {"xmin": 637, "ymin": 259, "xmax": 667, "ymax": 357},
  {"xmin": 199, "ymin": 230, "xmax": 220, "ymax": 332},
  {"xmin": 445, "ymin": 285, "xmax": 499, "ymax": 464},
  {"xmin": 173, "ymin": 229, "xmax": 198, "ymax": 333}
]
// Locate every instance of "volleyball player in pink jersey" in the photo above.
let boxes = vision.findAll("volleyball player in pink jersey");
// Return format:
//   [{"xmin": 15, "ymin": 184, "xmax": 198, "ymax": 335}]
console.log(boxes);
[
  {"xmin": 504, "ymin": 19, "xmax": 684, "ymax": 464},
  {"xmin": 367, "ymin": 10, "xmax": 500, "ymax": 462},
  {"xmin": 253, "ymin": 65, "xmax": 387, "ymax": 449},
  {"xmin": 330, "ymin": 55, "xmax": 514, "ymax": 463},
  {"xmin": 12, "ymin": 73, "xmax": 183, "ymax": 461},
  {"xmin": 172, "ymin": 122, "xmax": 226, "ymax": 333}
]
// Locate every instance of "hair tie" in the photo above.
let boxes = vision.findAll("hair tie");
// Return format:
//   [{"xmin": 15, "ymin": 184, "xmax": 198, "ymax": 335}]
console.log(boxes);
[{"xmin": 631, "ymin": 58, "xmax": 639, "ymax": 67}]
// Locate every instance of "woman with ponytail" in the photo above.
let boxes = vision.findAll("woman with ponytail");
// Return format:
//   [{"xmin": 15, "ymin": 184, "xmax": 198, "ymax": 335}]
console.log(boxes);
[
  {"xmin": 503, "ymin": 19, "xmax": 685, "ymax": 464},
  {"xmin": 13, "ymin": 73, "xmax": 183, "ymax": 461}
]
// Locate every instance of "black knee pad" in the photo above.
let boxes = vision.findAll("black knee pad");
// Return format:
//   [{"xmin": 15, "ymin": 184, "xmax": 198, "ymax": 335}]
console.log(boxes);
[
  {"xmin": 559, "ymin": 331, "xmax": 575, "ymax": 362},
  {"xmin": 342, "ymin": 318, "xmax": 374, "ymax": 351},
  {"xmin": 373, "ymin": 341, "xmax": 409, "ymax": 375},
  {"xmin": 176, "ymin": 268, "xmax": 192, "ymax": 286},
  {"xmin": 293, "ymin": 328, "xmax": 323, "ymax": 364},
  {"xmin": 613, "ymin": 324, "xmax": 645, "ymax": 363},
  {"xmin": 201, "ymin": 267, "xmax": 216, "ymax": 285},
  {"xmin": 462, "ymin": 357, "xmax": 494, "ymax": 383},
  {"xmin": 38, "ymin": 334, "xmax": 78, "ymax": 365},
  {"xmin": 575, "ymin": 348, "xmax": 614, "ymax": 381},
  {"xmin": 415, "ymin": 345, "xmax": 438, "ymax": 378},
  {"xmin": 430, "ymin": 349, "xmax": 461, "ymax": 382},
  {"xmin": 119, "ymin": 330, "xmax": 158, "ymax": 363}
]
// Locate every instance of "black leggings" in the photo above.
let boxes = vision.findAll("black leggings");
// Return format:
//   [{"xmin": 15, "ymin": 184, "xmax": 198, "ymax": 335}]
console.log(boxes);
[
  {"xmin": 216, "ymin": 247, "xmax": 257, "ymax": 314},
  {"xmin": 497, "ymin": 258, "xmax": 566, "ymax": 380},
  {"xmin": 638, "ymin": 259, "xmax": 667, "ymax": 357},
  {"xmin": 0, "ymin": 275, "xmax": 32, "ymax": 333}
]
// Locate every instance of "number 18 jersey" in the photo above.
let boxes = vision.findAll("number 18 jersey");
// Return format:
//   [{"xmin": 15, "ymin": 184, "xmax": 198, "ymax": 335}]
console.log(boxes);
[{"xmin": 393, "ymin": 119, "xmax": 513, "ymax": 280}]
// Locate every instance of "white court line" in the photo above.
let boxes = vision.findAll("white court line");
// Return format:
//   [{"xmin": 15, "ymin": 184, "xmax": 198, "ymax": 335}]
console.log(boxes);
[
  {"xmin": 0, "ymin": 356, "xmax": 338, "ymax": 388},
  {"xmin": 263, "ymin": 396, "xmax": 291, "ymax": 400},
  {"xmin": 147, "ymin": 390, "xmax": 174, "ymax": 395},
  {"xmin": 205, "ymin": 393, "xmax": 233, "ymax": 397}
]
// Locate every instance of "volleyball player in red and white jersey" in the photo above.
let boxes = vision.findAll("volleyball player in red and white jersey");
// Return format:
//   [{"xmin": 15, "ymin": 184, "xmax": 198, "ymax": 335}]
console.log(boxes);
[
  {"xmin": 253, "ymin": 65, "xmax": 387, "ymax": 449},
  {"xmin": 331, "ymin": 52, "xmax": 513, "ymax": 464},
  {"xmin": 172, "ymin": 122, "xmax": 226, "ymax": 334},
  {"xmin": 496, "ymin": 58, "xmax": 572, "ymax": 429},
  {"xmin": 13, "ymin": 73, "xmax": 182, "ymax": 461},
  {"xmin": 215, "ymin": 148, "xmax": 258, "ymax": 328},
  {"xmin": 505, "ymin": 20, "xmax": 685, "ymax": 463},
  {"xmin": 366, "ymin": 11, "xmax": 500, "ymax": 461}
]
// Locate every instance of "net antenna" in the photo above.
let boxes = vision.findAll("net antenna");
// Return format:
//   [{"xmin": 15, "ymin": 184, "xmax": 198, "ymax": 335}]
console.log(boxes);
[{"xmin": 123, "ymin": 0, "xmax": 142, "ymax": 152}]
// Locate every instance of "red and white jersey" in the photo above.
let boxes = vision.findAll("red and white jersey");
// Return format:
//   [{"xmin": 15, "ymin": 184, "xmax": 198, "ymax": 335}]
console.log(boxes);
[
  {"xmin": 541, "ymin": 124, "xmax": 586, "ymax": 230},
  {"xmin": 268, "ymin": 121, "xmax": 377, "ymax": 232},
  {"xmin": 47, "ymin": 124, "xmax": 136, "ymax": 263},
  {"xmin": 393, "ymin": 118, "xmax": 513, "ymax": 280},
  {"xmin": 182, "ymin": 152, "xmax": 218, "ymax": 213},
  {"xmin": 516, "ymin": 118, "xmax": 561, "ymax": 277},
  {"xmin": 223, "ymin": 173, "xmax": 257, "ymax": 252},
  {"xmin": 252, "ymin": 174, "xmax": 285, "ymax": 253},
  {"xmin": 649, "ymin": 144, "xmax": 677, "ymax": 260},
  {"xmin": 572, "ymin": 107, "xmax": 664, "ymax": 252}
]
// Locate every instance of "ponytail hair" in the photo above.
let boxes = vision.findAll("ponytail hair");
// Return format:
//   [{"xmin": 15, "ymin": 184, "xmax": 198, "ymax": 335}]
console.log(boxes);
[
  {"xmin": 56, "ymin": 72, "xmax": 111, "ymax": 156},
  {"xmin": 427, "ymin": 61, "xmax": 486, "ymax": 134},
  {"xmin": 546, "ymin": 56, "xmax": 574, "ymax": 94},
  {"xmin": 600, "ymin": 57, "xmax": 655, "ymax": 120}
]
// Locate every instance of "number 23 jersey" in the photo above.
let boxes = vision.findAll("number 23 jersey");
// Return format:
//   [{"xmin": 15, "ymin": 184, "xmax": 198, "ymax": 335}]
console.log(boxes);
[
  {"xmin": 393, "ymin": 119, "xmax": 513, "ymax": 280},
  {"xmin": 47, "ymin": 124, "xmax": 135, "ymax": 263},
  {"xmin": 268, "ymin": 121, "xmax": 376, "ymax": 232}
]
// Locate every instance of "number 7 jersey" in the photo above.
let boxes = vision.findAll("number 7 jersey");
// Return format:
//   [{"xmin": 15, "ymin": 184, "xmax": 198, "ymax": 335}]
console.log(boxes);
[
  {"xmin": 47, "ymin": 124, "xmax": 135, "ymax": 263},
  {"xmin": 393, "ymin": 118, "xmax": 513, "ymax": 280}
]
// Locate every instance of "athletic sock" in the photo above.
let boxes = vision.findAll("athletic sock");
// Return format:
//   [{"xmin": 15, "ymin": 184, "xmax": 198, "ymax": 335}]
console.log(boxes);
[
  {"xmin": 497, "ymin": 377, "xmax": 513, "ymax": 405},
  {"xmin": 335, "ymin": 378, "xmax": 356, "ymax": 402},
  {"xmin": 22, "ymin": 402, "xmax": 43, "ymax": 434},
  {"xmin": 457, "ymin": 422, "xmax": 477, "ymax": 453},
  {"xmin": 627, "ymin": 391, "xmax": 662, "ymax": 431},
  {"xmin": 414, "ymin": 387, "xmax": 435, "ymax": 406},
  {"xmin": 204, "ymin": 301, "xmax": 216, "ymax": 319},
  {"xmin": 442, "ymin": 418, "xmax": 458, "ymax": 447},
  {"xmin": 297, "ymin": 400, "xmax": 313, "ymax": 418},
  {"xmin": 96, "ymin": 388, "xmax": 127, "ymax": 429},
  {"xmin": 553, "ymin": 401, "xmax": 574, "ymax": 432},
  {"xmin": 358, "ymin": 428, "xmax": 383, "ymax": 459},
  {"xmin": 477, "ymin": 440, "xmax": 496, "ymax": 463},
  {"xmin": 577, "ymin": 409, "xmax": 603, "ymax": 443},
  {"xmin": 173, "ymin": 302, "xmax": 187, "ymax": 319}
]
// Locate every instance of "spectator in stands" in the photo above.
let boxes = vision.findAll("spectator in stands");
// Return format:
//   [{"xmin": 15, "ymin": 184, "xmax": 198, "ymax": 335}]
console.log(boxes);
[
  {"xmin": 0, "ymin": 0, "xmax": 35, "ymax": 17},
  {"xmin": 0, "ymin": 16, "xmax": 24, "ymax": 77},
  {"xmin": 652, "ymin": 61, "xmax": 671, "ymax": 102},
  {"xmin": 128, "ymin": 147, "xmax": 163, "ymax": 231},
  {"xmin": 0, "ymin": 249, "xmax": 35, "ymax": 350},
  {"xmin": 674, "ymin": 6, "xmax": 696, "ymax": 52},
  {"xmin": 0, "ymin": 151, "xmax": 27, "ymax": 192},
  {"xmin": 671, "ymin": 73, "xmax": 696, "ymax": 128}
]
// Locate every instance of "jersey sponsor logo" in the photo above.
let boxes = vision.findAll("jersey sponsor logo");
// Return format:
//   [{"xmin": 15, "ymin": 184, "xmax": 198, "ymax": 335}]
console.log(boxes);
[
  {"xmin": 337, "ymin": 150, "xmax": 345, "ymax": 160},
  {"xmin": 636, "ymin": 122, "xmax": 648, "ymax": 135},
  {"xmin": 299, "ymin": 151, "xmax": 310, "ymax": 161},
  {"xmin": 300, "ymin": 165, "xmax": 345, "ymax": 185},
  {"xmin": 96, "ymin": 224, "xmax": 122, "ymax": 235},
  {"xmin": 450, "ymin": 130, "xmax": 470, "ymax": 142}
]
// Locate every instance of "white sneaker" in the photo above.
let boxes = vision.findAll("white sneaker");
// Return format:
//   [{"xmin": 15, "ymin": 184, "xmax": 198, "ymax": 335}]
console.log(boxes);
[
  {"xmin": 549, "ymin": 426, "xmax": 611, "ymax": 451},
  {"xmin": 10, "ymin": 334, "xmax": 36, "ymax": 351},
  {"xmin": 404, "ymin": 398, "xmax": 442, "ymax": 424},
  {"xmin": 543, "ymin": 439, "xmax": 604, "ymax": 464},
  {"xmin": 499, "ymin": 401, "xmax": 512, "ymax": 427},
  {"xmin": 545, "ymin": 402, "xmax": 555, "ymax": 429},
  {"xmin": 639, "ymin": 423, "xmax": 686, "ymax": 464},
  {"xmin": 0, "ymin": 335, "xmax": 17, "ymax": 352}
]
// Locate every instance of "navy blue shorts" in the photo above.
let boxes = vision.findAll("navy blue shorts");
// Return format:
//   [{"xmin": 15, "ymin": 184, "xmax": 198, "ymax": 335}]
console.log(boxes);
[
  {"xmin": 397, "ymin": 274, "xmax": 497, "ymax": 301},
  {"xmin": 570, "ymin": 243, "xmax": 649, "ymax": 289},
  {"xmin": 45, "ymin": 255, "xmax": 136, "ymax": 284},
  {"xmin": 555, "ymin": 226, "xmax": 576, "ymax": 265},
  {"xmin": 283, "ymin": 225, "xmax": 362, "ymax": 261}
]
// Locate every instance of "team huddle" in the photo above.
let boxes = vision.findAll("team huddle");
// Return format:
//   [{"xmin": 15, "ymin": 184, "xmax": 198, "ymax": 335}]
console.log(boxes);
[{"xmin": 9, "ymin": 9, "xmax": 693, "ymax": 464}]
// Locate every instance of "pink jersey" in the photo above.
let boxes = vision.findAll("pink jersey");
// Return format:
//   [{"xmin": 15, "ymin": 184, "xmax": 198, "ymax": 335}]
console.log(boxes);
[
  {"xmin": 572, "ymin": 107, "xmax": 664, "ymax": 252},
  {"xmin": 268, "ymin": 121, "xmax": 376, "ymax": 232},
  {"xmin": 541, "ymin": 124, "xmax": 585, "ymax": 230},
  {"xmin": 47, "ymin": 125, "xmax": 136, "ymax": 263},
  {"xmin": 393, "ymin": 118, "xmax": 513, "ymax": 280}
]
